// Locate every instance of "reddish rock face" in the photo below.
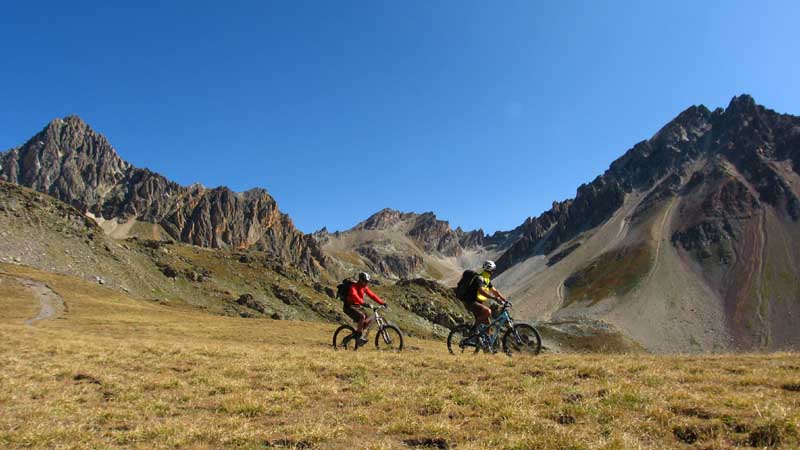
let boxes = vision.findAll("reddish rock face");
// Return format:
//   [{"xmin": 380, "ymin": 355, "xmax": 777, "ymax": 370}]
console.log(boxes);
[{"xmin": 0, "ymin": 116, "xmax": 325, "ymax": 276}]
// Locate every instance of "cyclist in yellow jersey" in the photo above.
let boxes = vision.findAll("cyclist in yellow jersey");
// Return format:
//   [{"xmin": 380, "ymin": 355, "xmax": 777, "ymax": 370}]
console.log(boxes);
[{"xmin": 468, "ymin": 261, "xmax": 508, "ymax": 330}]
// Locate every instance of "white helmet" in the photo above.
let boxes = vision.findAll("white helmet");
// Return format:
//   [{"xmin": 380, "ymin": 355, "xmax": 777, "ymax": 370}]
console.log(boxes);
[
  {"xmin": 357, "ymin": 272, "xmax": 371, "ymax": 282},
  {"xmin": 482, "ymin": 260, "xmax": 496, "ymax": 272}
]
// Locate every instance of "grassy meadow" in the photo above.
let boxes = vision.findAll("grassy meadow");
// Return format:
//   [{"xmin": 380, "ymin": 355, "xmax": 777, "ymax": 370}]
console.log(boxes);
[{"xmin": 1, "ymin": 263, "xmax": 799, "ymax": 449}]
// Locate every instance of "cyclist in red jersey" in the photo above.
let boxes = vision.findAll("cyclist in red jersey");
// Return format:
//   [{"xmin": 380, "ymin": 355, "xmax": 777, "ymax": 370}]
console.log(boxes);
[{"xmin": 343, "ymin": 272, "xmax": 386, "ymax": 346}]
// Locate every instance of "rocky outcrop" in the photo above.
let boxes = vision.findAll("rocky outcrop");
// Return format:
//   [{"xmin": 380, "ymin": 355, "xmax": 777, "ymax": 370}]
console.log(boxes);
[
  {"xmin": 356, "ymin": 242, "xmax": 424, "ymax": 279},
  {"xmin": 393, "ymin": 278, "xmax": 469, "ymax": 329},
  {"xmin": 408, "ymin": 212, "xmax": 463, "ymax": 256},
  {"xmin": 1, "ymin": 116, "xmax": 325, "ymax": 275},
  {"xmin": 456, "ymin": 227, "xmax": 486, "ymax": 248}
]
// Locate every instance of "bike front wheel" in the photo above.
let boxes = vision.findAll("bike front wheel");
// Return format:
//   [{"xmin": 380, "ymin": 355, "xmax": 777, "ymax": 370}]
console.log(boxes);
[
  {"xmin": 374, "ymin": 325, "xmax": 403, "ymax": 351},
  {"xmin": 502, "ymin": 323, "xmax": 542, "ymax": 356},
  {"xmin": 447, "ymin": 324, "xmax": 479, "ymax": 355},
  {"xmin": 332, "ymin": 325, "xmax": 357, "ymax": 350}
]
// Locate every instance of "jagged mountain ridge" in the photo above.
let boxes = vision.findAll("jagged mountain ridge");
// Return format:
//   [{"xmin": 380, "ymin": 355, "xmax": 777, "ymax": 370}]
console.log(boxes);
[
  {"xmin": 3, "ymin": 95, "xmax": 800, "ymax": 352},
  {"xmin": 494, "ymin": 96, "xmax": 800, "ymax": 275},
  {"xmin": 353, "ymin": 208, "xmax": 487, "ymax": 255},
  {"xmin": 0, "ymin": 116, "xmax": 326, "ymax": 275}
]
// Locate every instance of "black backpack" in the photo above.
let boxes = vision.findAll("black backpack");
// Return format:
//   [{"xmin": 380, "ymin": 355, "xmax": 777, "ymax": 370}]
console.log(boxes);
[
  {"xmin": 454, "ymin": 270, "xmax": 479, "ymax": 303},
  {"xmin": 336, "ymin": 278, "xmax": 355, "ymax": 302}
]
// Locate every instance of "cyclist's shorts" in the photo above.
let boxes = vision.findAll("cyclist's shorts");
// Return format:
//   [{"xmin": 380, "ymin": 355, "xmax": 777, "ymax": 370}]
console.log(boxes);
[
  {"xmin": 343, "ymin": 304, "xmax": 367, "ymax": 323},
  {"xmin": 467, "ymin": 301, "xmax": 491, "ymax": 318}
]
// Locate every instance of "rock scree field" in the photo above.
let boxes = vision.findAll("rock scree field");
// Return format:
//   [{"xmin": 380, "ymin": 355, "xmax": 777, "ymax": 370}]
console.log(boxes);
[{"xmin": 1, "ymin": 263, "xmax": 799, "ymax": 449}]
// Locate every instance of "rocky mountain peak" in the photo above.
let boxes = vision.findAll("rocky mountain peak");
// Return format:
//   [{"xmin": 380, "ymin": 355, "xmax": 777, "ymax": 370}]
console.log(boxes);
[
  {"xmin": 1, "ymin": 116, "xmax": 132, "ymax": 209},
  {"xmin": 355, "ymin": 208, "xmax": 416, "ymax": 230},
  {"xmin": 3, "ymin": 117, "xmax": 326, "ymax": 276},
  {"xmin": 725, "ymin": 94, "xmax": 757, "ymax": 116}
]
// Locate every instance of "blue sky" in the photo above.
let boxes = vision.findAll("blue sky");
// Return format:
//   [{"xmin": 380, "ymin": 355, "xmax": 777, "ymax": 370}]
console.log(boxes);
[{"xmin": 2, "ymin": 1, "xmax": 799, "ymax": 233}]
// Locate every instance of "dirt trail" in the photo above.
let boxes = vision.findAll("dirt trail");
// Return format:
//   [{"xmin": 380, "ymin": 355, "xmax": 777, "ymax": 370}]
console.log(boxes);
[
  {"xmin": 556, "ymin": 280, "xmax": 564, "ymax": 305},
  {"xmin": 646, "ymin": 197, "xmax": 677, "ymax": 284},
  {"xmin": 13, "ymin": 277, "xmax": 66, "ymax": 325}
]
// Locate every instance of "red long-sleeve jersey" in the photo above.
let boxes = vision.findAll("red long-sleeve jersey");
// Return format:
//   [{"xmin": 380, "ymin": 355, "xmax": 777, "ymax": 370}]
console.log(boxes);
[{"xmin": 346, "ymin": 283, "xmax": 385, "ymax": 306}]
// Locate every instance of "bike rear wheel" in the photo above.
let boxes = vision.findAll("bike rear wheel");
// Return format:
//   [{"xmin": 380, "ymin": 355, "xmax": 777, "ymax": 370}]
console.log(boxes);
[
  {"xmin": 447, "ymin": 324, "xmax": 479, "ymax": 355},
  {"xmin": 502, "ymin": 323, "xmax": 542, "ymax": 356},
  {"xmin": 374, "ymin": 325, "xmax": 403, "ymax": 351},
  {"xmin": 332, "ymin": 325, "xmax": 357, "ymax": 350}
]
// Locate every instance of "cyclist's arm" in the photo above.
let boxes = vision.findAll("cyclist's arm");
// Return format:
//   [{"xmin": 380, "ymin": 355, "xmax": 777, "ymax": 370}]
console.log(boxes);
[
  {"xmin": 478, "ymin": 285, "xmax": 506, "ymax": 302},
  {"xmin": 364, "ymin": 287, "xmax": 385, "ymax": 305},
  {"xmin": 491, "ymin": 287, "xmax": 507, "ymax": 302}
]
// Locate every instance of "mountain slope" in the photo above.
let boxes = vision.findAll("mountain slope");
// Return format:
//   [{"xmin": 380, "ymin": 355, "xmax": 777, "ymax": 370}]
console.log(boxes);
[{"xmin": 494, "ymin": 95, "xmax": 800, "ymax": 352}]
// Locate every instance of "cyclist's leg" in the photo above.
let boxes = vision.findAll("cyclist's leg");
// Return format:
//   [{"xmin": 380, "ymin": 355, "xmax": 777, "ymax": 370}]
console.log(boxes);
[
  {"xmin": 468, "ymin": 302, "xmax": 493, "ymax": 351},
  {"xmin": 490, "ymin": 301, "xmax": 501, "ymax": 319},
  {"xmin": 359, "ymin": 317, "xmax": 370, "ymax": 333},
  {"xmin": 344, "ymin": 304, "xmax": 367, "ymax": 333},
  {"xmin": 468, "ymin": 302, "xmax": 491, "ymax": 331}
]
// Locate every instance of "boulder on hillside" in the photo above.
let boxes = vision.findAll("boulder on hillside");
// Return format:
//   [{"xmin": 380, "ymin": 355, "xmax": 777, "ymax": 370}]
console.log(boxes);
[
  {"xmin": 236, "ymin": 293, "xmax": 267, "ymax": 314},
  {"xmin": 158, "ymin": 263, "xmax": 179, "ymax": 278}
]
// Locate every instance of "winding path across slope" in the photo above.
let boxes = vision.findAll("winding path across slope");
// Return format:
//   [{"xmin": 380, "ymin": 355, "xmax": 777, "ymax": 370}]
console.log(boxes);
[{"xmin": 14, "ymin": 277, "xmax": 66, "ymax": 325}]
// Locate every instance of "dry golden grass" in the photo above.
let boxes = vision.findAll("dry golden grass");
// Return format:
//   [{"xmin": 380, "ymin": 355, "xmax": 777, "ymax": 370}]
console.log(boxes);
[{"xmin": 1, "ymin": 263, "xmax": 799, "ymax": 449}]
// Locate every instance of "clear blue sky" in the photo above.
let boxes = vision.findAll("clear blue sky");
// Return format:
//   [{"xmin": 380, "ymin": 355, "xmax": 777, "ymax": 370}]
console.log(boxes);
[{"xmin": 2, "ymin": 1, "xmax": 799, "ymax": 234}]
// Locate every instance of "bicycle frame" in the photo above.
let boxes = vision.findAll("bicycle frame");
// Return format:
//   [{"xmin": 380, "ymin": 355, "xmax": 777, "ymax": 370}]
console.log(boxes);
[
  {"xmin": 463, "ymin": 305, "xmax": 516, "ymax": 349},
  {"xmin": 372, "ymin": 308, "xmax": 388, "ymax": 328},
  {"xmin": 360, "ymin": 306, "xmax": 389, "ymax": 340}
]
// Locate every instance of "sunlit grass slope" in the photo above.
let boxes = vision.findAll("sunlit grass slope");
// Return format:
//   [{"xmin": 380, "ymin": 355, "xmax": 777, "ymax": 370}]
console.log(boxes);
[{"xmin": 1, "ymin": 263, "xmax": 799, "ymax": 449}]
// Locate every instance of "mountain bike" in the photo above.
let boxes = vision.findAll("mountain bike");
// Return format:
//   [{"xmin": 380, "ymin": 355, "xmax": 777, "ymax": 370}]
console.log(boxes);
[
  {"xmin": 447, "ymin": 301, "xmax": 541, "ymax": 356},
  {"xmin": 332, "ymin": 304, "xmax": 403, "ymax": 352}
]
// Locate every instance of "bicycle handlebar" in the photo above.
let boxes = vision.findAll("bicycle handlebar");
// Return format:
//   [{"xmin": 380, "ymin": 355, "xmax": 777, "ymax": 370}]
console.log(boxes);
[
  {"xmin": 362, "ymin": 303, "xmax": 387, "ymax": 310},
  {"xmin": 495, "ymin": 299, "xmax": 512, "ymax": 309}
]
